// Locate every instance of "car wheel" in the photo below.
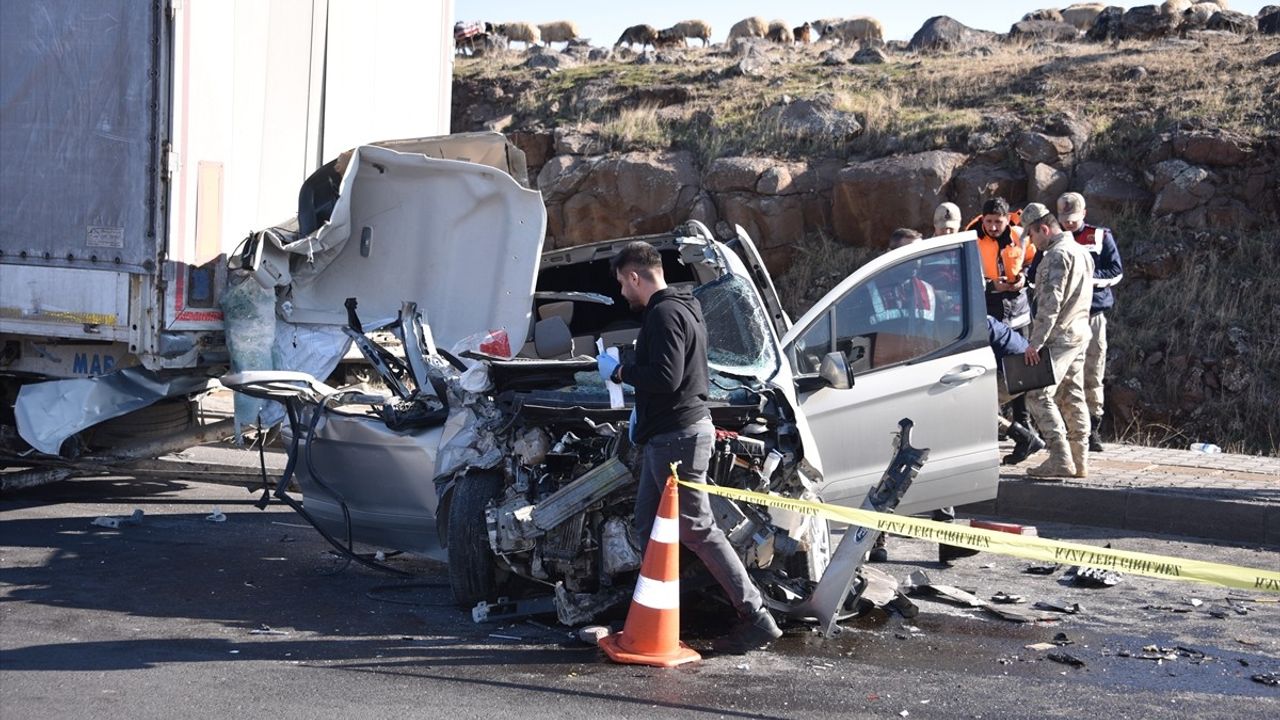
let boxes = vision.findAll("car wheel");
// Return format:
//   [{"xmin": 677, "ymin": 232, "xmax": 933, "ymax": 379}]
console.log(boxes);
[{"xmin": 446, "ymin": 470, "xmax": 504, "ymax": 606}]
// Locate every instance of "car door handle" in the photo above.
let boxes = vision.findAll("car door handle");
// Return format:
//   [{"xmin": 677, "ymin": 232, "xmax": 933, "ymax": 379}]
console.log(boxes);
[{"xmin": 939, "ymin": 365, "xmax": 986, "ymax": 385}]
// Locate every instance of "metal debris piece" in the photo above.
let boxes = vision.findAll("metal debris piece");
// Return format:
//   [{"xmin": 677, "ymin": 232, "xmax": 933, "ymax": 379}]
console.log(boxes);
[
  {"xmin": 904, "ymin": 571, "xmax": 984, "ymax": 608},
  {"xmin": 1034, "ymin": 599, "xmax": 1083, "ymax": 614},
  {"xmin": 1208, "ymin": 608, "xmax": 1230, "ymax": 619},
  {"xmin": 1143, "ymin": 604, "xmax": 1192, "ymax": 613},
  {"xmin": 249, "ymin": 624, "xmax": 289, "ymax": 636},
  {"xmin": 1024, "ymin": 563, "xmax": 1061, "ymax": 575},
  {"xmin": 991, "ymin": 592, "xmax": 1025, "ymax": 604},
  {"xmin": 1047, "ymin": 651, "xmax": 1085, "ymax": 667},
  {"xmin": 1066, "ymin": 566, "xmax": 1122, "ymax": 587},
  {"xmin": 984, "ymin": 604, "xmax": 1053, "ymax": 623},
  {"xmin": 1052, "ymin": 632, "xmax": 1073, "ymax": 646},
  {"xmin": 1252, "ymin": 673, "xmax": 1279, "ymax": 687},
  {"xmin": 90, "ymin": 509, "xmax": 144, "ymax": 529},
  {"xmin": 1225, "ymin": 598, "xmax": 1249, "ymax": 616}
]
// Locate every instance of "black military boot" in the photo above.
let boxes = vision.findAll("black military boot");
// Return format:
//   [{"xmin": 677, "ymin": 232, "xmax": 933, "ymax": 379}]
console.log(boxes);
[
  {"xmin": 1089, "ymin": 416, "xmax": 1104, "ymax": 452},
  {"xmin": 1002, "ymin": 423, "xmax": 1046, "ymax": 465},
  {"xmin": 713, "ymin": 606, "xmax": 783, "ymax": 654}
]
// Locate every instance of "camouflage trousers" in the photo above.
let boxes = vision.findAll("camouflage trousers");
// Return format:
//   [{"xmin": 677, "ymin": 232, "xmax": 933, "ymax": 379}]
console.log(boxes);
[
  {"xmin": 1027, "ymin": 342, "xmax": 1090, "ymax": 448},
  {"xmin": 1084, "ymin": 313, "xmax": 1108, "ymax": 418}
]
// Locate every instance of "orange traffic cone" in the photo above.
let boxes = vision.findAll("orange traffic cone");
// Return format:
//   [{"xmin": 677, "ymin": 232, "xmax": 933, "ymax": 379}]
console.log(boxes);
[{"xmin": 599, "ymin": 468, "xmax": 701, "ymax": 668}]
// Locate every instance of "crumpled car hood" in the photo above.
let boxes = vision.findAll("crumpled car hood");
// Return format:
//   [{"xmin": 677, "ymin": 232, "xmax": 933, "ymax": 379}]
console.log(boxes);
[{"xmin": 281, "ymin": 142, "xmax": 546, "ymax": 352}]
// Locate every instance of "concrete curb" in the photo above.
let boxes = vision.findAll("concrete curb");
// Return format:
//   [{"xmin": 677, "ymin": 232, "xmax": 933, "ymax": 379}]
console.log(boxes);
[{"xmin": 960, "ymin": 479, "xmax": 1280, "ymax": 547}]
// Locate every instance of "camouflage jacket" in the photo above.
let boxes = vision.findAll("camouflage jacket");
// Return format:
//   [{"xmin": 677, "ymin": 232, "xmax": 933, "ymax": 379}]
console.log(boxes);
[{"xmin": 1029, "ymin": 231, "xmax": 1094, "ymax": 350}]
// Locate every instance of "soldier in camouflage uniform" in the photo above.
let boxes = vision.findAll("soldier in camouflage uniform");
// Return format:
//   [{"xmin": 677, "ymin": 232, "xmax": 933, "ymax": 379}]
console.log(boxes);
[{"xmin": 1019, "ymin": 203, "xmax": 1094, "ymax": 478}]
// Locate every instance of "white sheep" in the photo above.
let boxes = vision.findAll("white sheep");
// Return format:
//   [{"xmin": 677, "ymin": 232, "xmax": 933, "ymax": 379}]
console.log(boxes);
[
  {"xmin": 499, "ymin": 21, "xmax": 540, "ymax": 48},
  {"xmin": 827, "ymin": 16, "xmax": 884, "ymax": 46},
  {"xmin": 1023, "ymin": 8, "xmax": 1066, "ymax": 22},
  {"xmin": 537, "ymin": 20, "xmax": 580, "ymax": 44},
  {"xmin": 1182, "ymin": 1, "xmax": 1223, "ymax": 27},
  {"xmin": 766, "ymin": 20, "xmax": 794, "ymax": 44},
  {"xmin": 1060, "ymin": 3, "xmax": 1107, "ymax": 31},
  {"xmin": 667, "ymin": 19, "xmax": 712, "ymax": 47},
  {"xmin": 727, "ymin": 16, "xmax": 768, "ymax": 41}
]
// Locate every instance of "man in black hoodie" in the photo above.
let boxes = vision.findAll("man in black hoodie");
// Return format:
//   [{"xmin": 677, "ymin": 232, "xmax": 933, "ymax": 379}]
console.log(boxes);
[{"xmin": 597, "ymin": 241, "xmax": 782, "ymax": 654}]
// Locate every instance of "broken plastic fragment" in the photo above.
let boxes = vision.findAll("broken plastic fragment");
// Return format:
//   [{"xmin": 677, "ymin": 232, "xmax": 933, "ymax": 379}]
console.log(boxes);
[
  {"xmin": 206, "ymin": 508, "xmax": 227, "ymax": 523},
  {"xmin": 1047, "ymin": 651, "xmax": 1085, "ymax": 667},
  {"xmin": 1023, "ymin": 563, "xmax": 1061, "ymax": 575},
  {"xmin": 991, "ymin": 592, "xmax": 1025, "ymax": 604},
  {"xmin": 91, "ymin": 517, "xmax": 121, "ymax": 529},
  {"xmin": 1034, "ymin": 599, "xmax": 1083, "ymax": 614},
  {"xmin": 1025, "ymin": 642, "xmax": 1056, "ymax": 651}
]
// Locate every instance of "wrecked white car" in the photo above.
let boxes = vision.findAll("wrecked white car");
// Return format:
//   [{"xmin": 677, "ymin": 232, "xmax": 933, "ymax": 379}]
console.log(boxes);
[{"xmin": 222, "ymin": 133, "xmax": 999, "ymax": 627}]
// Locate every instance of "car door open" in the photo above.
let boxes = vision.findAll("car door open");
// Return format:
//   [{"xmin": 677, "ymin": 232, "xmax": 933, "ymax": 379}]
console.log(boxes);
[{"xmin": 781, "ymin": 233, "xmax": 1000, "ymax": 515}]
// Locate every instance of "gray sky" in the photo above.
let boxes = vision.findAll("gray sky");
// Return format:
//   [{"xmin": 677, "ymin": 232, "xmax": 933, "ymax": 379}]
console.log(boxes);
[{"xmin": 456, "ymin": 1, "xmax": 1269, "ymax": 44}]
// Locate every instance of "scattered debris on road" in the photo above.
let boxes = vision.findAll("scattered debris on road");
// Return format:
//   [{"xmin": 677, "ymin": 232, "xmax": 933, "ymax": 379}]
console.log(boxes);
[
  {"xmin": 89, "ymin": 509, "xmax": 144, "ymax": 529},
  {"xmin": 1065, "ymin": 566, "xmax": 1122, "ymax": 588},
  {"xmin": 1252, "ymin": 672, "xmax": 1279, "ymax": 687},
  {"xmin": 1047, "ymin": 651, "xmax": 1086, "ymax": 667},
  {"xmin": 1034, "ymin": 599, "xmax": 1083, "ymax": 614}
]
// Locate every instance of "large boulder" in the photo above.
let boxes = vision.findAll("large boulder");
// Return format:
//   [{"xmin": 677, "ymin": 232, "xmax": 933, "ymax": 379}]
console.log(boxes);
[
  {"xmin": 1260, "ymin": 11, "xmax": 1280, "ymax": 34},
  {"xmin": 542, "ymin": 151, "xmax": 702, "ymax": 246},
  {"xmin": 1015, "ymin": 132, "xmax": 1075, "ymax": 166},
  {"xmin": 1073, "ymin": 162, "xmax": 1153, "ymax": 223},
  {"xmin": 832, "ymin": 151, "xmax": 968, "ymax": 247},
  {"xmin": 1149, "ymin": 159, "xmax": 1215, "ymax": 215},
  {"xmin": 1027, "ymin": 163, "xmax": 1071, "ymax": 205},
  {"xmin": 1085, "ymin": 6, "xmax": 1126, "ymax": 40},
  {"xmin": 1118, "ymin": 5, "xmax": 1179, "ymax": 39},
  {"xmin": 703, "ymin": 157, "xmax": 777, "ymax": 193},
  {"xmin": 1206, "ymin": 10, "xmax": 1258, "ymax": 34},
  {"xmin": 713, "ymin": 193, "xmax": 813, "ymax": 251},
  {"xmin": 759, "ymin": 96, "xmax": 862, "ymax": 142},
  {"xmin": 1009, "ymin": 19, "xmax": 1081, "ymax": 41},
  {"xmin": 1171, "ymin": 130, "xmax": 1254, "ymax": 167},
  {"xmin": 908, "ymin": 16, "xmax": 996, "ymax": 52},
  {"xmin": 952, "ymin": 162, "xmax": 1027, "ymax": 216}
]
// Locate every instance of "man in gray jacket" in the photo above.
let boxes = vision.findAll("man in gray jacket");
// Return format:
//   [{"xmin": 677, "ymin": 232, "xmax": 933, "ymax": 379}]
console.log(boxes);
[{"xmin": 1019, "ymin": 203, "xmax": 1094, "ymax": 478}]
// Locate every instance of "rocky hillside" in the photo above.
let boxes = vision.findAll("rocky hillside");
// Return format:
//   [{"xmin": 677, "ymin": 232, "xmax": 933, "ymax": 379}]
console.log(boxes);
[{"xmin": 452, "ymin": 16, "xmax": 1280, "ymax": 454}]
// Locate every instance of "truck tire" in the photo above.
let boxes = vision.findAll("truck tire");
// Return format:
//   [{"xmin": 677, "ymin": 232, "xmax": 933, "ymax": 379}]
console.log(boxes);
[
  {"xmin": 446, "ymin": 470, "xmax": 505, "ymax": 607},
  {"xmin": 85, "ymin": 398, "xmax": 197, "ymax": 451}
]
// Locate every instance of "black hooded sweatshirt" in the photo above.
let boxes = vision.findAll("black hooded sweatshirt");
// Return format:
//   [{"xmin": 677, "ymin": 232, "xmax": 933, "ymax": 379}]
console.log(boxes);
[{"xmin": 617, "ymin": 286, "xmax": 710, "ymax": 444}]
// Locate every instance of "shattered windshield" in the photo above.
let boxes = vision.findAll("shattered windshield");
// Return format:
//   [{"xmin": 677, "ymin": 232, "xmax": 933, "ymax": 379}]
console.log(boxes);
[{"xmin": 694, "ymin": 273, "xmax": 779, "ymax": 380}]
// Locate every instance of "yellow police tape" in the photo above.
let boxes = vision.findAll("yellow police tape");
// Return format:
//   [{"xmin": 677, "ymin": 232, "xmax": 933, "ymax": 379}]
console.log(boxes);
[{"xmin": 676, "ymin": 480, "xmax": 1280, "ymax": 594}]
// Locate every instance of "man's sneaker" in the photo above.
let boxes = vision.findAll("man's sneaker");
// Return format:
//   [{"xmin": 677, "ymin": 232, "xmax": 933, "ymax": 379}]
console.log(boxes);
[{"xmin": 712, "ymin": 607, "xmax": 783, "ymax": 654}]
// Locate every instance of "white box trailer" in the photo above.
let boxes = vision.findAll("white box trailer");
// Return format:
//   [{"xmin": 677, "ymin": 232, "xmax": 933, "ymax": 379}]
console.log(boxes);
[{"xmin": 0, "ymin": 0, "xmax": 454, "ymax": 453}]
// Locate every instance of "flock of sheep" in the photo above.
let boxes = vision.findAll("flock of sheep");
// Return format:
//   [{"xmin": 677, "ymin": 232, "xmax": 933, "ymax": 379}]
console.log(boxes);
[{"xmin": 458, "ymin": 1, "xmax": 1250, "ymax": 55}]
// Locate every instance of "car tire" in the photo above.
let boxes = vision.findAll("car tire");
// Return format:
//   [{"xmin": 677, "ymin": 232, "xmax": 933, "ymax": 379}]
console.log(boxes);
[{"xmin": 446, "ymin": 470, "xmax": 504, "ymax": 607}]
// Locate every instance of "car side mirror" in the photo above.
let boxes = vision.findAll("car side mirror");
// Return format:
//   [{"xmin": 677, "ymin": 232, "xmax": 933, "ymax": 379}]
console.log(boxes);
[{"xmin": 819, "ymin": 351, "xmax": 854, "ymax": 390}]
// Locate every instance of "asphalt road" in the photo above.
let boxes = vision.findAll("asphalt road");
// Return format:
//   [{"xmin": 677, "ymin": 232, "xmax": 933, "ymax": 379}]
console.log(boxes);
[{"xmin": 2, "ymin": 475, "xmax": 1277, "ymax": 719}]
